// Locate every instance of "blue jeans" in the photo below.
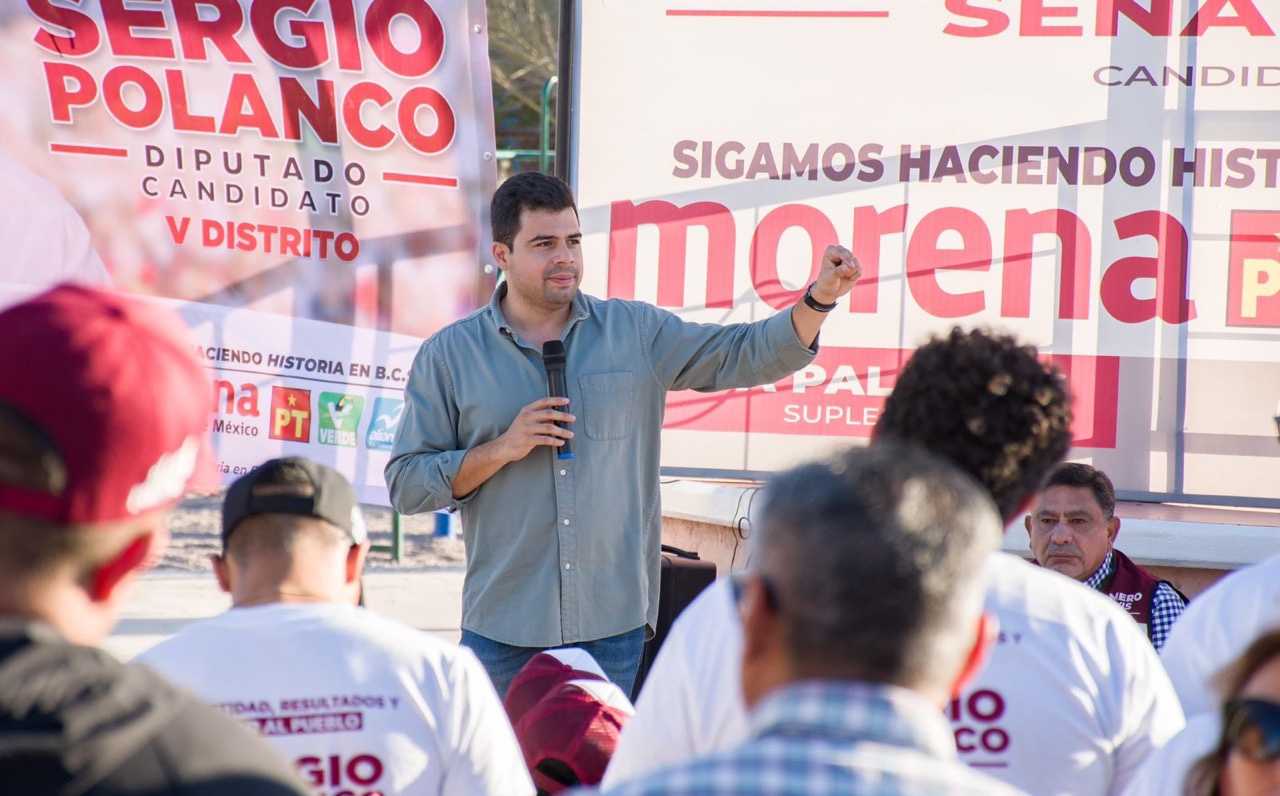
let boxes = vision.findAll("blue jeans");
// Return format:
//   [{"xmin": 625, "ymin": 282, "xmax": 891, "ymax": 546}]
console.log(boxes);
[{"xmin": 461, "ymin": 627, "xmax": 646, "ymax": 700}]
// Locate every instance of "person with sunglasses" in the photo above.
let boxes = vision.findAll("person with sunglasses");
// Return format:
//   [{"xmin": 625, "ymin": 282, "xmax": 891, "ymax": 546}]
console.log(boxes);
[{"xmin": 1122, "ymin": 629, "xmax": 1280, "ymax": 796}]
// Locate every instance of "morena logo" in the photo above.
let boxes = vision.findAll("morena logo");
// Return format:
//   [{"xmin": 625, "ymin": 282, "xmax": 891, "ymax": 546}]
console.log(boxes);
[{"xmin": 210, "ymin": 380, "xmax": 260, "ymax": 416}]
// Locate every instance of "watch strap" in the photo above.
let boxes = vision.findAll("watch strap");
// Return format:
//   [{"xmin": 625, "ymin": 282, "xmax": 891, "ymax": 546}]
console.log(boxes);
[{"xmin": 803, "ymin": 283, "xmax": 838, "ymax": 312}]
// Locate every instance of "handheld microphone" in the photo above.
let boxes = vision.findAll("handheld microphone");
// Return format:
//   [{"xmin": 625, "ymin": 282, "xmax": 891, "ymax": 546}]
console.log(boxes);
[{"xmin": 542, "ymin": 340, "xmax": 573, "ymax": 459}]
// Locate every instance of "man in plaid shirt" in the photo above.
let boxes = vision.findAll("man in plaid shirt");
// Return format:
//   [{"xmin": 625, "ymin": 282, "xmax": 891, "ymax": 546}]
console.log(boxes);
[
  {"xmin": 1026, "ymin": 462, "xmax": 1187, "ymax": 651},
  {"xmin": 593, "ymin": 444, "xmax": 1024, "ymax": 796}
]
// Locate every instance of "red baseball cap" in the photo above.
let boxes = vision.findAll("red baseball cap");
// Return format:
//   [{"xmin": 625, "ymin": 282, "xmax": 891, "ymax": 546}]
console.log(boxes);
[
  {"xmin": 514, "ymin": 678, "xmax": 635, "ymax": 793},
  {"xmin": 0, "ymin": 284, "xmax": 213, "ymax": 524},
  {"xmin": 504, "ymin": 649, "xmax": 608, "ymax": 728}
]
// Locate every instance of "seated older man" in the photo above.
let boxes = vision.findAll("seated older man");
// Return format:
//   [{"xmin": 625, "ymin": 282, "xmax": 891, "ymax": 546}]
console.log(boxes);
[{"xmin": 1026, "ymin": 462, "xmax": 1187, "ymax": 651}]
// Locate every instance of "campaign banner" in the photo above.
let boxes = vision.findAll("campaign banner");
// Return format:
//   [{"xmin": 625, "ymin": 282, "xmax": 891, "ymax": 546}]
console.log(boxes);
[
  {"xmin": 572, "ymin": 1, "xmax": 1280, "ymax": 501},
  {"xmin": 191, "ymin": 302, "xmax": 417, "ymax": 503},
  {"xmin": 1, "ymin": 0, "xmax": 498, "ymax": 503}
]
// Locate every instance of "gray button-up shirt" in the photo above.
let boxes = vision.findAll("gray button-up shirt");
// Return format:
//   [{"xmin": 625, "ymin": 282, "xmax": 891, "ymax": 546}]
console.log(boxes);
[{"xmin": 385, "ymin": 285, "xmax": 816, "ymax": 646}]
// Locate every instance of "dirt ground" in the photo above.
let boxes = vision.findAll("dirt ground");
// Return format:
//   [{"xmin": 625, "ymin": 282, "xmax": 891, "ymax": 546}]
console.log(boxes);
[{"xmin": 162, "ymin": 493, "xmax": 466, "ymax": 572}]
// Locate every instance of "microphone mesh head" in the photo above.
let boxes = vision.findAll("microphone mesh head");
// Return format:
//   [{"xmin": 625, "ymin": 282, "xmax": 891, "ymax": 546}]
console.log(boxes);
[{"xmin": 542, "ymin": 340, "xmax": 566, "ymax": 366}]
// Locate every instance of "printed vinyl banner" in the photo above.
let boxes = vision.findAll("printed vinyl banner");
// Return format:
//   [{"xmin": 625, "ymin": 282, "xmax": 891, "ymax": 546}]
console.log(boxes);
[
  {"xmin": 571, "ymin": 0, "xmax": 1280, "ymax": 502},
  {"xmin": 0, "ymin": 0, "xmax": 498, "ymax": 504}
]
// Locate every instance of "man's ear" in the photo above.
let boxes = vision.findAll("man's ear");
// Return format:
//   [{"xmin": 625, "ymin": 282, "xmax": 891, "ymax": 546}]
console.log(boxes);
[
  {"xmin": 89, "ymin": 532, "xmax": 156, "ymax": 603},
  {"xmin": 345, "ymin": 542, "xmax": 370, "ymax": 587},
  {"xmin": 491, "ymin": 241, "xmax": 510, "ymax": 271},
  {"xmin": 740, "ymin": 577, "xmax": 776, "ymax": 664},
  {"xmin": 345, "ymin": 543, "xmax": 370, "ymax": 607},
  {"xmin": 211, "ymin": 553, "xmax": 232, "ymax": 594},
  {"xmin": 950, "ymin": 612, "xmax": 998, "ymax": 700},
  {"xmin": 740, "ymin": 575, "xmax": 787, "ymax": 709},
  {"xmin": 1107, "ymin": 516, "xmax": 1121, "ymax": 545}
]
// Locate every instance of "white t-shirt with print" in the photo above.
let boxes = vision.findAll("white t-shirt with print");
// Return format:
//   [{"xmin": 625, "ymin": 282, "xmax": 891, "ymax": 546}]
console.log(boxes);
[
  {"xmin": 604, "ymin": 552, "xmax": 1184, "ymax": 796},
  {"xmin": 1160, "ymin": 552, "xmax": 1280, "ymax": 718},
  {"xmin": 603, "ymin": 574, "xmax": 746, "ymax": 789},
  {"xmin": 138, "ymin": 602, "xmax": 534, "ymax": 796},
  {"xmin": 968, "ymin": 553, "xmax": 1184, "ymax": 795}
]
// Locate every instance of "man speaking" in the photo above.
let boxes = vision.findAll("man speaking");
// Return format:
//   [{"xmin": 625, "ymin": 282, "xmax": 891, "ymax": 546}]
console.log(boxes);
[{"xmin": 385, "ymin": 172, "xmax": 859, "ymax": 697}]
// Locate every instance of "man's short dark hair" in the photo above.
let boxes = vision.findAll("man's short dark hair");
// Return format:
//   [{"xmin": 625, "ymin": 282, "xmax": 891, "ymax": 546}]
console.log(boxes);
[
  {"xmin": 753, "ymin": 443, "xmax": 1002, "ymax": 690},
  {"xmin": 0, "ymin": 403, "xmax": 65, "ymax": 497},
  {"xmin": 490, "ymin": 172, "xmax": 578, "ymax": 248},
  {"xmin": 875, "ymin": 327, "xmax": 1073, "ymax": 521},
  {"xmin": 0, "ymin": 407, "xmax": 132, "ymax": 580},
  {"xmin": 1044, "ymin": 462, "xmax": 1116, "ymax": 519}
]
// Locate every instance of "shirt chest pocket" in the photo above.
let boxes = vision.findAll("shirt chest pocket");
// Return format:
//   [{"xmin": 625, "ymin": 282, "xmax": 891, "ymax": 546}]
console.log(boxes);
[{"xmin": 578, "ymin": 372, "xmax": 635, "ymax": 440}]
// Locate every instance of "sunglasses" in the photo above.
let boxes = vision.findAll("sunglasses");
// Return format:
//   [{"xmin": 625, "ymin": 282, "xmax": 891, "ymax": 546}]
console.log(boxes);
[{"xmin": 1224, "ymin": 698, "xmax": 1280, "ymax": 764}]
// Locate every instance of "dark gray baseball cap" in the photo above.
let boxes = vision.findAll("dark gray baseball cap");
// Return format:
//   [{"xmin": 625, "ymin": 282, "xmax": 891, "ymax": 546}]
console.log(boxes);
[{"xmin": 221, "ymin": 457, "xmax": 368, "ymax": 551}]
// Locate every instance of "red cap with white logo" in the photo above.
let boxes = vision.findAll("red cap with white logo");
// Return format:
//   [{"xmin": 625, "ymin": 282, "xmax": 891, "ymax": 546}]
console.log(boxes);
[
  {"xmin": 0, "ymin": 284, "xmax": 213, "ymax": 524},
  {"xmin": 515, "ymin": 678, "xmax": 634, "ymax": 793}
]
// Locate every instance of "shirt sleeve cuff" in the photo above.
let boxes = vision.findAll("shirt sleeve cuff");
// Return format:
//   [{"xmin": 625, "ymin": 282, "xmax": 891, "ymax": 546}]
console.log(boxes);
[
  {"xmin": 427, "ymin": 449, "xmax": 478, "ymax": 510},
  {"xmin": 769, "ymin": 308, "xmax": 820, "ymax": 365}
]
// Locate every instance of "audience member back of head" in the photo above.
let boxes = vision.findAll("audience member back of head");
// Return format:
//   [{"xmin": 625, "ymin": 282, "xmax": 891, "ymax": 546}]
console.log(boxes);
[
  {"xmin": 596, "ymin": 443, "xmax": 1018, "ymax": 796},
  {"xmin": 0, "ymin": 284, "xmax": 306, "ymax": 794}
]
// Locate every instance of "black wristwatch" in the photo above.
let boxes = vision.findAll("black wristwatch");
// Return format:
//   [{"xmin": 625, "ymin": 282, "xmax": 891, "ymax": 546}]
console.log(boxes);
[{"xmin": 802, "ymin": 283, "xmax": 838, "ymax": 313}]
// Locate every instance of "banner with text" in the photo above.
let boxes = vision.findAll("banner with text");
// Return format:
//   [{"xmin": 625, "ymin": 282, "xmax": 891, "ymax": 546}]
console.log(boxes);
[
  {"xmin": 572, "ymin": 0, "xmax": 1280, "ymax": 501},
  {"xmin": 2, "ymin": 0, "xmax": 497, "ymax": 503}
]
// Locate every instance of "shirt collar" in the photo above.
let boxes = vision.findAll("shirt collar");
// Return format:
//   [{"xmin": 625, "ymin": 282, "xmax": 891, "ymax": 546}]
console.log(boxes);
[
  {"xmin": 749, "ymin": 680, "xmax": 959, "ymax": 760},
  {"xmin": 1084, "ymin": 549, "xmax": 1116, "ymax": 590},
  {"xmin": 0, "ymin": 617, "xmax": 70, "ymax": 647},
  {"xmin": 485, "ymin": 281, "xmax": 591, "ymax": 337}
]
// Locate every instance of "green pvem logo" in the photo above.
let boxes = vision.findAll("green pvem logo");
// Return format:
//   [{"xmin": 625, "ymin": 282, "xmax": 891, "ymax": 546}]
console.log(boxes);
[{"xmin": 318, "ymin": 392, "xmax": 364, "ymax": 447}]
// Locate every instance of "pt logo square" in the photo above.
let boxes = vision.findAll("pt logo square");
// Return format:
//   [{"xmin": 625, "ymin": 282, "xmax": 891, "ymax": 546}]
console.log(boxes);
[
  {"xmin": 365, "ymin": 397, "xmax": 404, "ymax": 452},
  {"xmin": 1227, "ymin": 210, "xmax": 1280, "ymax": 327},
  {"xmin": 318, "ymin": 392, "xmax": 364, "ymax": 447},
  {"xmin": 270, "ymin": 387, "xmax": 312, "ymax": 442}
]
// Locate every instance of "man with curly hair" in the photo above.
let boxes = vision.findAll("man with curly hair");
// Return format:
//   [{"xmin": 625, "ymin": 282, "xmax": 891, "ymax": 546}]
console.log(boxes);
[
  {"xmin": 604, "ymin": 328, "xmax": 1184, "ymax": 796},
  {"xmin": 874, "ymin": 327, "xmax": 1072, "ymax": 520},
  {"xmin": 873, "ymin": 328, "xmax": 1184, "ymax": 793}
]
